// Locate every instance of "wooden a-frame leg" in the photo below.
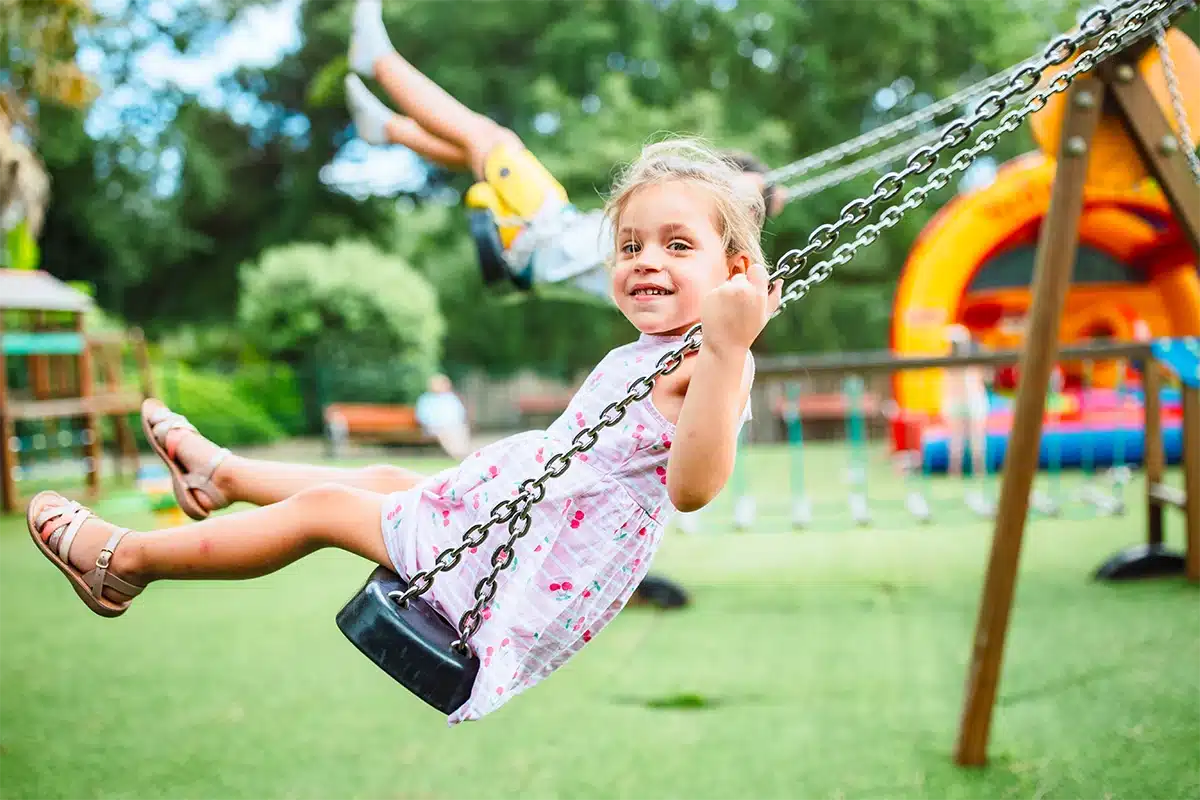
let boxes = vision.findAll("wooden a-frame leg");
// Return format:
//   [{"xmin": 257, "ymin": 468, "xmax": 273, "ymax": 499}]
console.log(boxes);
[{"xmin": 954, "ymin": 75, "xmax": 1105, "ymax": 767}]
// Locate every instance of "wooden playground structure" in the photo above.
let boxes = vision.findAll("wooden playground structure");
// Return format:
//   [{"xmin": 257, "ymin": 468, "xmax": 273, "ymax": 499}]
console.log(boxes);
[
  {"xmin": 0, "ymin": 269, "xmax": 152, "ymax": 513},
  {"xmin": 750, "ymin": 22, "xmax": 1198, "ymax": 770},
  {"xmin": 951, "ymin": 34, "xmax": 1199, "ymax": 767}
]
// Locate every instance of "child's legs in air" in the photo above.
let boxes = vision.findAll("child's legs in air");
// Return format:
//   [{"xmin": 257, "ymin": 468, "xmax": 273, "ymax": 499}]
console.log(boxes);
[
  {"xmin": 345, "ymin": 74, "xmax": 469, "ymax": 169},
  {"xmin": 143, "ymin": 399, "xmax": 423, "ymax": 513},
  {"xmin": 349, "ymin": 0, "xmax": 520, "ymax": 178},
  {"xmin": 374, "ymin": 54, "xmax": 520, "ymax": 178},
  {"xmin": 29, "ymin": 482, "xmax": 393, "ymax": 610}
]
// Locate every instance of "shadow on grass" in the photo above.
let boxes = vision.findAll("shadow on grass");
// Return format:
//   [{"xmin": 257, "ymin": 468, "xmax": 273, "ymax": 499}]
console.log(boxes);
[{"xmin": 610, "ymin": 690, "xmax": 776, "ymax": 710}]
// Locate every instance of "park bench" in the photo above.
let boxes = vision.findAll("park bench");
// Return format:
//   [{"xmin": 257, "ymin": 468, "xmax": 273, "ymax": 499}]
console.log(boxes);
[{"xmin": 323, "ymin": 403, "xmax": 440, "ymax": 447}]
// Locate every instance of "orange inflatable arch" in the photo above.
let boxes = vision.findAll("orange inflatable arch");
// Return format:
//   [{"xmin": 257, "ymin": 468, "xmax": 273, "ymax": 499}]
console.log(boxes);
[{"xmin": 889, "ymin": 152, "xmax": 1200, "ymax": 417}]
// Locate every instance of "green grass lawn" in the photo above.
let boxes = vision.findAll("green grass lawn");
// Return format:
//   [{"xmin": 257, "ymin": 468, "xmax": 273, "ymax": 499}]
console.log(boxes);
[{"xmin": 2, "ymin": 443, "xmax": 1197, "ymax": 800}]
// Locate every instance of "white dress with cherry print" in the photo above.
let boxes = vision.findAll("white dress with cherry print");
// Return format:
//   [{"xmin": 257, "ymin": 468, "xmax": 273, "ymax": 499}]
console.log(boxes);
[{"xmin": 379, "ymin": 332, "xmax": 754, "ymax": 724}]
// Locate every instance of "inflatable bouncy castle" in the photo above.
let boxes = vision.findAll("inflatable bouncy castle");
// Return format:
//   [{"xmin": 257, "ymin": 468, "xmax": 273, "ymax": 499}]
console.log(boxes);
[{"xmin": 888, "ymin": 29, "xmax": 1199, "ymax": 473}]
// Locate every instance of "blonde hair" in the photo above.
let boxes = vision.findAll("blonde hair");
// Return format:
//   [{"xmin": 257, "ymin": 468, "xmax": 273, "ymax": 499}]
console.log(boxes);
[{"xmin": 604, "ymin": 137, "xmax": 766, "ymax": 269}]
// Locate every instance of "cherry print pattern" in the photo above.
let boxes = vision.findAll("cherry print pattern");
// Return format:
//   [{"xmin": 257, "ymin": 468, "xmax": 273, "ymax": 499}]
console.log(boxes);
[{"xmin": 374, "ymin": 334, "xmax": 754, "ymax": 727}]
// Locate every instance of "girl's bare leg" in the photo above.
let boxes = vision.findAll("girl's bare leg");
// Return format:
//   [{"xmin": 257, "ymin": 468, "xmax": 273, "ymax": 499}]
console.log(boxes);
[
  {"xmin": 348, "ymin": 0, "xmax": 520, "ymax": 176},
  {"xmin": 386, "ymin": 116, "xmax": 470, "ymax": 169},
  {"xmin": 373, "ymin": 52, "xmax": 520, "ymax": 175},
  {"xmin": 29, "ymin": 484, "xmax": 392, "ymax": 605},
  {"xmin": 345, "ymin": 74, "xmax": 469, "ymax": 169},
  {"xmin": 144, "ymin": 400, "xmax": 424, "ymax": 512}
]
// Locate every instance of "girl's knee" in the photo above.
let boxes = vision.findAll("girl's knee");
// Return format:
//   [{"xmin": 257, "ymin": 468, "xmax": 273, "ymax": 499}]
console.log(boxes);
[
  {"xmin": 289, "ymin": 483, "xmax": 383, "ymax": 551},
  {"xmin": 292, "ymin": 482, "xmax": 360, "ymax": 509},
  {"xmin": 468, "ymin": 121, "xmax": 524, "ymax": 176},
  {"xmin": 360, "ymin": 464, "xmax": 420, "ymax": 492}
]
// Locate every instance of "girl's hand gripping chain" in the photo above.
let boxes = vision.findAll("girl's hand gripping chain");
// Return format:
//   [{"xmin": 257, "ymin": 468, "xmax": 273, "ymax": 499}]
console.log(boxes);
[
  {"xmin": 700, "ymin": 262, "xmax": 782, "ymax": 356},
  {"xmin": 667, "ymin": 264, "xmax": 781, "ymax": 513}
]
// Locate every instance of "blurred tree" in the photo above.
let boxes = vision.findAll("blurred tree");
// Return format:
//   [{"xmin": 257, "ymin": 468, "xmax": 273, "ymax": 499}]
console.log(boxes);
[
  {"xmin": 20, "ymin": 0, "xmax": 1179, "ymax": 377},
  {"xmin": 307, "ymin": 0, "xmax": 1072, "ymax": 364},
  {"xmin": 0, "ymin": 0, "xmax": 99, "ymax": 127},
  {"xmin": 239, "ymin": 238, "xmax": 445, "ymax": 419},
  {"xmin": 1, "ymin": 0, "xmax": 98, "ymax": 268}
]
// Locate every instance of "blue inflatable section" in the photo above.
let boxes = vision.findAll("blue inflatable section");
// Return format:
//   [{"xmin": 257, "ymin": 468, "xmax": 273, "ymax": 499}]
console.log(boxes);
[
  {"xmin": 922, "ymin": 338, "xmax": 1199, "ymax": 474},
  {"xmin": 923, "ymin": 421, "xmax": 1184, "ymax": 474}
]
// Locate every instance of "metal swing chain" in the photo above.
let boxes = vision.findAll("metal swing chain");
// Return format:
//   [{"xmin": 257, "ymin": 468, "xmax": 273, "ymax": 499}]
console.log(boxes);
[
  {"xmin": 774, "ymin": 0, "xmax": 1196, "ymax": 202},
  {"xmin": 393, "ymin": 0, "xmax": 1189, "ymax": 654},
  {"xmin": 1154, "ymin": 22, "xmax": 1200, "ymax": 182},
  {"xmin": 390, "ymin": 325, "xmax": 705, "ymax": 652},
  {"xmin": 780, "ymin": 123, "xmax": 952, "ymax": 201},
  {"xmin": 770, "ymin": 0, "xmax": 1186, "ymax": 307},
  {"xmin": 763, "ymin": 57, "xmax": 1042, "ymax": 188}
]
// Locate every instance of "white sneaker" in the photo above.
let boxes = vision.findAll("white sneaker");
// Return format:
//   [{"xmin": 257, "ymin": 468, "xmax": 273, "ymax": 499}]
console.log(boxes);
[
  {"xmin": 349, "ymin": 0, "xmax": 391, "ymax": 77},
  {"xmin": 344, "ymin": 74, "xmax": 391, "ymax": 145}
]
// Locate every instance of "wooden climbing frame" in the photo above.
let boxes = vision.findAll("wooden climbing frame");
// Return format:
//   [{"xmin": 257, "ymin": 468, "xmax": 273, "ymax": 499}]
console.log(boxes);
[{"xmin": 0, "ymin": 270, "xmax": 153, "ymax": 513}]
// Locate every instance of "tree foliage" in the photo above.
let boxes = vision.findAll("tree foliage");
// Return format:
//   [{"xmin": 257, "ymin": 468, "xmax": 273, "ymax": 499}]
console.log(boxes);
[
  {"xmin": 238, "ymin": 238, "xmax": 444, "ymax": 402},
  {"xmin": 14, "ymin": 0, "xmax": 1168, "ymax": 379}
]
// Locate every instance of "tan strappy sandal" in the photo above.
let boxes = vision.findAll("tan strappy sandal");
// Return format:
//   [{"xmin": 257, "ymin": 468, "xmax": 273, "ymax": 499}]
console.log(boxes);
[
  {"xmin": 140, "ymin": 399, "xmax": 231, "ymax": 521},
  {"xmin": 27, "ymin": 492, "xmax": 145, "ymax": 618}
]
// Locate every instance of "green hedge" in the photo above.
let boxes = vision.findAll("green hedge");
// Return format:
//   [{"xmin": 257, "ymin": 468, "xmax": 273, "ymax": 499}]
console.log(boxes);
[
  {"xmin": 155, "ymin": 362, "xmax": 286, "ymax": 448},
  {"xmin": 228, "ymin": 361, "xmax": 307, "ymax": 436}
]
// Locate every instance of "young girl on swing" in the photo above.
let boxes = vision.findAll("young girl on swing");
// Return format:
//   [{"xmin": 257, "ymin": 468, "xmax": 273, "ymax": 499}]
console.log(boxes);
[
  {"xmin": 342, "ymin": 0, "xmax": 785, "ymax": 300},
  {"xmin": 27, "ymin": 136, "xmax": 781, "ymax": 725}
]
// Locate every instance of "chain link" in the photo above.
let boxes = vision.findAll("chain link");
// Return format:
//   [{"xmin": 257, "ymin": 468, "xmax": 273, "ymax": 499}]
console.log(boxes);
[
  {"xmin": 392, "ymin": 0, "xmax": 1193, "ymax": 654},
  {"xmin": 772, "ymin": 0, "xmax": 1191, "ymax": 203},
  {"xmin": 1154, "ymin": 22, "xmax": 1200, "ymax": 182}
]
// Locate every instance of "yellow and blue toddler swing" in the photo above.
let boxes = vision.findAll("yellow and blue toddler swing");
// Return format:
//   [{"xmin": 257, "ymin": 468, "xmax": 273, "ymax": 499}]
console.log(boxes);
[{"xmin": 461, "ymin": 143, "xmax": 569, "ymax": 291}]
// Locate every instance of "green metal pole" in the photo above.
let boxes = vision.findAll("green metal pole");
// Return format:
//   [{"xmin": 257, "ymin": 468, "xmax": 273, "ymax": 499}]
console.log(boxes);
[
  {"xmin": 785, "ymin": 381, "xmax": 812, "ymax": 528},
  {"xmin": 845, "ymin": 374, "xmax": 871, "ymax": 526}
]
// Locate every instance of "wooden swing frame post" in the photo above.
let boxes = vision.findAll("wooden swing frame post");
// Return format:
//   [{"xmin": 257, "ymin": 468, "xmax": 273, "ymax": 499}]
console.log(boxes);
[{"xmin": 954, "ymin": 42, "xmax": 1200, "ymax": 767}]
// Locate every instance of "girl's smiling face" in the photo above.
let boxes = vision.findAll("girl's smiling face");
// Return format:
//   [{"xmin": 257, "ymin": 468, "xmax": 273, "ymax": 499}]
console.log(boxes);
[{"xmin": 611, "ymin": 180, "xmax": 748, "ymax": 336}]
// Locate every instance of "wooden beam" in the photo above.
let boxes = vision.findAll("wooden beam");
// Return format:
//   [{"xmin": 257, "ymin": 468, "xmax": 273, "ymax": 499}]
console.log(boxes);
[
  {"xmin": 1149, "ymin": 482, "xmax": 1187, "ymax": 510},
  {"xmin": 1183, "ymin": 386, "xmax": 1200, "ymax": 582},
  {"xmin": 76, "ymin": 314, "xmax": 100, "ymax": 496},
  {"xmin": 0, "ymin": 313, "xmax": 15, "ymax": 514},
  {"xmin": 4, "ymin": 393, "xmax": 145, "ymax": 421},
  {"xmin": 1144, "ymin": 362, "xmax": 1166, "ymax": 547},
  {"xmin": 1103, "ymin": 43, "xmax": 1199, "ymax": 583},
  {"xmin": 955, "ymin": 75, "xmax": 1105, "ymax": 767},
  {"xmin": 754, "ymin": 341, "xmax": 1154, "ymax": 379},
  {"xmin": 130, "ymin": 328, "xmax": 154, "ymax": 399},
  {"xmin": 1104, "ymin": 60, "xmax": 1200, "ymax": 253}
]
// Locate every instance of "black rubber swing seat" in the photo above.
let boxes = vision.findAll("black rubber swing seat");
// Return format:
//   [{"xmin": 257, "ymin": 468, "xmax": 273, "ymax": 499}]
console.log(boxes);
[{"xmin": 336, "ymin": 566, "xmax": 480, "ymax": 715}]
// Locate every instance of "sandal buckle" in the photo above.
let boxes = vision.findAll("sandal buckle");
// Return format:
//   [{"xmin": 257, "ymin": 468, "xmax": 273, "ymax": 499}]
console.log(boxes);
[{"xmin": 96, "ymin": 549, "xmax": 113, "ymax": 569}]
